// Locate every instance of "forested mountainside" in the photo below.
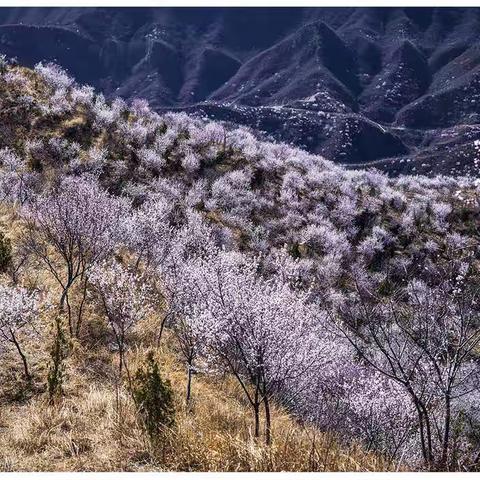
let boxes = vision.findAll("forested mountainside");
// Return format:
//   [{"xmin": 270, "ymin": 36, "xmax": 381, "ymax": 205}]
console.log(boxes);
[
  {"xmin": 2, "ymin": 7, "xmax": 480, "ymax": 174},
  {"xmin": 0, "ymin": 58, "xmax": 479, "ymax": 471}
]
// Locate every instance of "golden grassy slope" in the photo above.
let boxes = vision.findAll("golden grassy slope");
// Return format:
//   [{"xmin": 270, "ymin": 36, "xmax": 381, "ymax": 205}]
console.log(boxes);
[{"xmin": 0, "ymin": 335, "xmax": 392, "ymax": 472}]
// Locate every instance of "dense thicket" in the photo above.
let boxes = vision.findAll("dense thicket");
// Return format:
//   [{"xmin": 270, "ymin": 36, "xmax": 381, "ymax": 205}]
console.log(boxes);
[{"xmin": 0, "ymin": 56, "xmax": 479, "ymax": 471}]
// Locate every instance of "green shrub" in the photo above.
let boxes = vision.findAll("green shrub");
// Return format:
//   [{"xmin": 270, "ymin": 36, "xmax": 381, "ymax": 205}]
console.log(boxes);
[
  {"xmin": 47, "ymin": 317, "xmax": 69, "ymax": 404},
  {"xmin": 132, "ymin": 351, "xmax": 175, "ymax": 440},
  {"xmin": 0, "ymin": 230, "xmax": 12, "ymax": 272}
]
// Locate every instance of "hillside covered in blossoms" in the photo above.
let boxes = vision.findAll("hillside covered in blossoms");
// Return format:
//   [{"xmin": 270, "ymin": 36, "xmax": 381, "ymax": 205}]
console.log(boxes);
[{"xmin": 0, "ymin": 56, "xmax": 479, "ymax": 472}]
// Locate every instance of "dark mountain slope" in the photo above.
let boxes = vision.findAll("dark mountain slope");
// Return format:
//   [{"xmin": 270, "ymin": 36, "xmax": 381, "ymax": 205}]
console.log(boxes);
[
  {"xmin": 359, "ymin": 41, "xmax": 431, "ymax": 123},
  {"xmin": 209, "ymin": 21, "xmax": 360, "ymax": 111},
  {"xmin": 1, "ymin": 7, "xmax": 480, "ymax": 175}
]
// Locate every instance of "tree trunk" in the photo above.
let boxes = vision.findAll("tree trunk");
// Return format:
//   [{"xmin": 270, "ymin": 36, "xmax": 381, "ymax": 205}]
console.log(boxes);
[
  {"xmin": 116, "ymin": 339, "xmax": 124, "ymax": 417},
  {"xmin": 59, "ymin": 288, "xmax": 67, "ymax": 311},
  {"xmin": 441, "ymin": 393, "xmax": 452, "ymax": 470},
  {"xmin": 59, "ymin": 287, "xmax": 74, "ymax": 337},
  {"xmin": 411, "ymin": 398, "xmax": 434, "ymax": 469},
  {"xmin": 10, "ymin": 329, "xmax": 31, "ymax": 381},
  {"xmin": 156, "ymin": 313, "xmax": 169, "ymax": 348},
  {"xmin": 75, "ymin": 276, "xmax": 89, "ymax": 337},
  {"xmin": 186, "ymin": 364, "xmax": 193, "ymax": 406},
  {"xmin": 253, "ymin": 402, "xmax": 260, "ymax": 439},
  {"xmin": 421, "ymin": 403, "xmax": 434, "ymax": 468},
  {"xmin": 264, "ymin": 394, "xmax": 272, "ymax": 446},
  {"xmin": 253, "ymin": 381, "xmax": 261, "ymax": 439},
  {"xmin": 411, "ymin": 393, "xmax": 431, "ymax": 468}
]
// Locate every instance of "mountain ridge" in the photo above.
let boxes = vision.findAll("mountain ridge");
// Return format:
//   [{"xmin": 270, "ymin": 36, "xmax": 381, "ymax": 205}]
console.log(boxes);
[{"xmin": 2, "ymin": 7, "xmax": 480, "ymax": 175}]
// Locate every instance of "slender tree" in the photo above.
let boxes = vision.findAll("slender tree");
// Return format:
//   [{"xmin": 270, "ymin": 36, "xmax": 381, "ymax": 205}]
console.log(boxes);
[
  {"xmin": 22, "ymin": 176, "xmax": 128, "ymax": 336},
  {"xmin": 0, "ymin": 284, "xmax": 38, "ymax": 381},
  {"xmin": 90, "ymin": 259, "xmax": 152, "ymax": 403}
]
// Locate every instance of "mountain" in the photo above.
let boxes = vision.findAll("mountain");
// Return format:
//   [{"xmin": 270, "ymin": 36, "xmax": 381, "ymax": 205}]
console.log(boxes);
[{"xmin": 2, "ymin": 7, "xmax": 480, "ymax": 175}]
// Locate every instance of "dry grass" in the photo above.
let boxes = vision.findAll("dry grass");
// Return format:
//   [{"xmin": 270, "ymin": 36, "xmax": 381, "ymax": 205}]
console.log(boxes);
[
  {"xmin": 0, "ymin": 206, "xmax": 393, "ymax": 472},
  {"xmin": 0, "ymin": 329, "xmax": 392, "ymax": 472}
]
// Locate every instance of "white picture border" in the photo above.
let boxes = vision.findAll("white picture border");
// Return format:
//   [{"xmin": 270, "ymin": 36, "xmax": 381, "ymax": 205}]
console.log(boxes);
[{"xmin": 0, "ymin": 1, "xmax": 477, "ymax": 478}]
